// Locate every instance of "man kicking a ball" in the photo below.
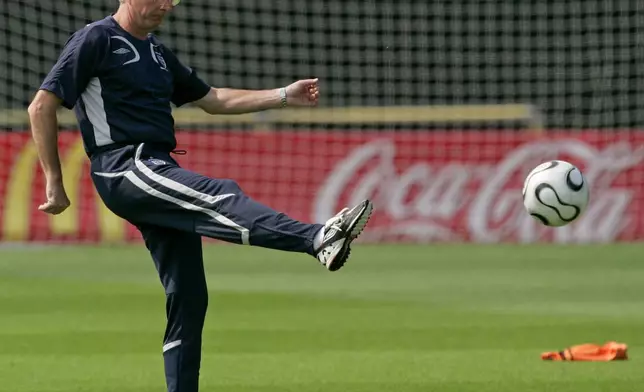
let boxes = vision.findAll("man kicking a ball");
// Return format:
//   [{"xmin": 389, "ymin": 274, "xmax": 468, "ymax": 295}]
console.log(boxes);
[{"xmin": 27, "ymin": 0, "xmax": 373, "ymax": 391}]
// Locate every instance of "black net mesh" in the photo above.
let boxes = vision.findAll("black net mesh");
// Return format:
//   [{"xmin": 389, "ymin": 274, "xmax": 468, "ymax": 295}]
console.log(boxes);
[{"xmin": 1, "ymin": 1, "xmax": 642, "ymax": 130}]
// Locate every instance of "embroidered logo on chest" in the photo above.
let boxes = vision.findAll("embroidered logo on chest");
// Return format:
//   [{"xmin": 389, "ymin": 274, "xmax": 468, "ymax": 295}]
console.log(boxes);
[{"xmin": 110, "ymin": 36, "xmax": 140, "ymax": 65}]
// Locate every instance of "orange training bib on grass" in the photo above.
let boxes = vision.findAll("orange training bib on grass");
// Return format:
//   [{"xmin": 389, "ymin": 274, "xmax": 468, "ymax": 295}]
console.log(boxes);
[{"xmin": 541, "ymin": 341, "xmax": 628, "ymax": 361}]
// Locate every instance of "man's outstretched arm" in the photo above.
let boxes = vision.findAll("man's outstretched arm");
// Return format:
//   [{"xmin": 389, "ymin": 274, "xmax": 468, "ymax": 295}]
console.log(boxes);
[
  {"xmin": 193, "ymin": 78, "xmax": 320, "ymax": 115},
  {"xmin": 27, "ymin": 90, "xmax": 70, "ymax": 215}
]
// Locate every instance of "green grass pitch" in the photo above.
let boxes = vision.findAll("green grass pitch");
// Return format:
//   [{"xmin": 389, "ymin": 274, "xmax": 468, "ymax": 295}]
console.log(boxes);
[{"xmin": 0, "ymin": 243, "xmax": 643, "ymax": 391}]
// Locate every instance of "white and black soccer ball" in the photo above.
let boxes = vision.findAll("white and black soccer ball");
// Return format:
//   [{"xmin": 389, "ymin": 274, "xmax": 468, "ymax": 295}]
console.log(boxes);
[{"xmin": 522, "ymin": 160, "xmax": 590, "ymax": 227}]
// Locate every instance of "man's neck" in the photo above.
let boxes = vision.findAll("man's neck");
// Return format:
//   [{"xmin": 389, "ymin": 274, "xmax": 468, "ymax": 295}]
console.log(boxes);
[{"xmin": 112, "ymin": 7, "xmax": 148, "ymax": 40}]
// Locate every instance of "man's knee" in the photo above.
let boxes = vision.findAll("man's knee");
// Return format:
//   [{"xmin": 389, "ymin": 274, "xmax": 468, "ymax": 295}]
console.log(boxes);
[
  {"xmin": 168, "ymin": 276, "xmax": 208, "ymax": 306},
  {"xmin": 218, "ymin": 178, "xmax": 242, "ymax": 193},
  {"xmin": 166, "ymin": 288, "xmax": 208, "ymax": 321}
]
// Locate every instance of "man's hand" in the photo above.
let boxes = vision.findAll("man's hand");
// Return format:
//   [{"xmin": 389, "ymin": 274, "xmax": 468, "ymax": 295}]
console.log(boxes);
[
  {"xmin": 285, "ymin": 79, "xmax": 319, "ymax": 107},
  {"xmin": 38, "ymin": 179, "xmax": 71, "ymax": 215}
]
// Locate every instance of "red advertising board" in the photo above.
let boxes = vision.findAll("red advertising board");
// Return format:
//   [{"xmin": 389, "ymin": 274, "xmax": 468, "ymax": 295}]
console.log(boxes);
[{"xmin": 1, "ymin": 130, "xmax": 643, "ymax": 243}]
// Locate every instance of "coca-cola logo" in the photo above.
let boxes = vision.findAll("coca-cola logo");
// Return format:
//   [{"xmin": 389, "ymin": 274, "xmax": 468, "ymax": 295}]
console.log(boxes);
[{"xmin": 314, "ymin": 138, "xmax": 644, "ymax": 243}]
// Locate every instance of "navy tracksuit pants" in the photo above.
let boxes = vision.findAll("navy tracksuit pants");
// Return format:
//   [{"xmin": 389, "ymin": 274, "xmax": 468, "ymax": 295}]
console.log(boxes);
[{"xmin": 90, "ymin": 143, "xmax": 323, "ymax": 392}]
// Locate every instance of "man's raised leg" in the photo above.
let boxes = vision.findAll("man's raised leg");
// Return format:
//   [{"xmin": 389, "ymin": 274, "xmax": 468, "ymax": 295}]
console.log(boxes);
[
  {"xmin": 138, "ymin": 224, "xmax": 208, "ymax": 392},
  {"xmin": 93, "ymin": 143, "xmax": 373, "ymax": 271}
]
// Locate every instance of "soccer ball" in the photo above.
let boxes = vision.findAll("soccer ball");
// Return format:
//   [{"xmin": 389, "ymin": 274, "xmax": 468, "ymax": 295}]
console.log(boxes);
[{"xmin": 522, "ymin": 160, "xmax": 589, "ymax": 227}]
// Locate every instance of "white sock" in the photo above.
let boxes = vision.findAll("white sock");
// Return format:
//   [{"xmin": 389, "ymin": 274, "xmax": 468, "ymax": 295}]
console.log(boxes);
[{"xmin": 313, "ymin": 227, "xmax": 324, "ymax": 251}]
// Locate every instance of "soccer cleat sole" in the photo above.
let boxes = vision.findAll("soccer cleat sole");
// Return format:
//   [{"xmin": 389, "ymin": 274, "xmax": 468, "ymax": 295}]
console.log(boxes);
[
  {"xmin": 329, "ymin": 247, "xmax": 351, "ymax": 272},
  {"xmin": 347, "ymin": 200, "xmax": 373, "ymax": 240},
  {"xmin": 327, "ymin": 200, "xmax": 373, "ymax": 271}
]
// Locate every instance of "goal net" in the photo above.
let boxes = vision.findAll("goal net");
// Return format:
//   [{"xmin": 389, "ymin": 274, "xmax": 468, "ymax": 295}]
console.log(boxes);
[{"xmin": 0, "ymin": 1, "xmax": 642, "ymax": 243}]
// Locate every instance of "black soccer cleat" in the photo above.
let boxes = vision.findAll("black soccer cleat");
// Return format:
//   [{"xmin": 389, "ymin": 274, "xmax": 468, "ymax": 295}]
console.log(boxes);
[{"xmin": 314, "ymin": 199, "xmax": 373, "ymax": 271}]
